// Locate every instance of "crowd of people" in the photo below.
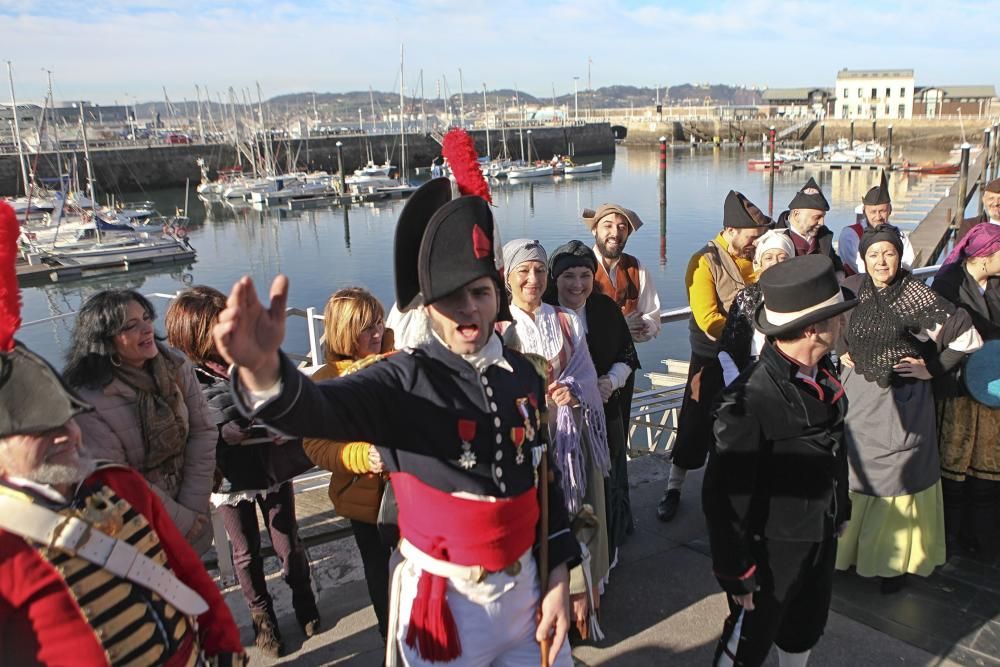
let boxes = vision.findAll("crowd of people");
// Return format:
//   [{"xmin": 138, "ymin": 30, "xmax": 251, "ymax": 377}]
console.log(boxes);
[{"xmin": 1, "ymin": 127, "xmax": 998, "ymax": 667}]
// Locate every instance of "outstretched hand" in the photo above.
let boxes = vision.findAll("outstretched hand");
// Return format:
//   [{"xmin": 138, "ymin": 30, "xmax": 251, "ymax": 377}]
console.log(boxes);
[{"xmin": 213, "ymin": 275, "xmax": 289, "ymax": 392}]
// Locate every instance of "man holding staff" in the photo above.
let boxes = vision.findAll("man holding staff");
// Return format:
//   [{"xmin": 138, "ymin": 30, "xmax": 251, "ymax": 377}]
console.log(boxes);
[{"xmin": 214, "ymin": 130, "xmax": 577, "ymax": 667}]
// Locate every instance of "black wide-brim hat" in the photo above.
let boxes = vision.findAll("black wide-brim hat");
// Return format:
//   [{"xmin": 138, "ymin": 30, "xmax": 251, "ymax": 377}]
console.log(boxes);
[
  {"xmin": 753, "ymin": 255, "xmax": 857, "ymax": 337},
  {"xmin": 1, "ymin": 342, "xmax": 91, "ymax": 438}
]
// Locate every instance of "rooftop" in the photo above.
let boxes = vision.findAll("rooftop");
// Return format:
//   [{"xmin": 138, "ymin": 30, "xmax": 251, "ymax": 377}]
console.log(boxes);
[
  {"xmin": 762, "ymin": 87, "xmax": 832, "ymax": 101},
  {"xmin": 915, "ymin": 85, "xmax": 997, "ymax": 99},
  {"xmin": 837, "ymin": 68, "xmax": 915, "ymax": 79}
]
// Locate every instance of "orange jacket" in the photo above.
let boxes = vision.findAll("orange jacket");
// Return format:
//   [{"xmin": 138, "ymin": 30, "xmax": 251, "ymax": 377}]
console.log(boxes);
[{"xmin": 301, "ymin": 359, "xmax": 386, "ymax": 524}]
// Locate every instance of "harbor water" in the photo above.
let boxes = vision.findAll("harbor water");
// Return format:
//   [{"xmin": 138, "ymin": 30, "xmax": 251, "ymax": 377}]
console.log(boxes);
[{"xmin": 19, "ymin": 144, "xmax": 949, "ymax": 377}]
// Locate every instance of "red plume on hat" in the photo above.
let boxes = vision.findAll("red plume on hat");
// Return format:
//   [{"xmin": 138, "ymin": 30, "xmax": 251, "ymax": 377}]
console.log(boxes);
[
  {"xmin": 0, "ymin": 202, "xmax": 20, "ymax": 352},
  {"xmin": 441, "ymin": 128, "xmax": 492, "ymax": 205}
]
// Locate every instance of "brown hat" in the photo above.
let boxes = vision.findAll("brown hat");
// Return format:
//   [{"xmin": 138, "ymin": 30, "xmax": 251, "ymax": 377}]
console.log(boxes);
[
  {"xmin": 985, "ymin": 178, "xmax": 1000, "ymax": 194},
  {"xmin": 582, "ymin": 204, "xmax": 643, "ymax": 232}
]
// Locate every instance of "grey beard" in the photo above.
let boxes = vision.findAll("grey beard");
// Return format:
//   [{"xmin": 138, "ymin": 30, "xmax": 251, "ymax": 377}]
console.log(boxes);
[{"xmin": 29, "ymin": 456, "xmax": 97, "ymax": 486}]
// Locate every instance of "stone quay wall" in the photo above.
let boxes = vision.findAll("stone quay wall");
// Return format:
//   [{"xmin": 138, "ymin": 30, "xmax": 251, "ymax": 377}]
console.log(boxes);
[{"xmin": 0, "ymin": 123, "xmax": 615, "ymax": 196}]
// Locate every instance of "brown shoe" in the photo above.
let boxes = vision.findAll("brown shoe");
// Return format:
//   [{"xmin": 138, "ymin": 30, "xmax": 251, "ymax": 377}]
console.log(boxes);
[
  {"xmin": 251, "ymin": 609, "xmax": 284, "ymax": 658},
  {"xmin": 293, "ymin": 589, "xmax": 321, "ymax": 638}
]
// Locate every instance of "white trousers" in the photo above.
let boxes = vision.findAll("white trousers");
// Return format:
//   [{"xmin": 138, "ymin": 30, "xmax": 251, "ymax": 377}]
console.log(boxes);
[{"xmin": 390, "ymin": 548, "xmax": 573, "ymax": 667}]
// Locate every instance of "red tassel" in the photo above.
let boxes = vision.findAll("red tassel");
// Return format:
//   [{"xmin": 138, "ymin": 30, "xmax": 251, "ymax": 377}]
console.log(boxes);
[
  {"xmin": 442, "ymin": 128, "xmax": 492, "ymax": 206},
  {"xmin": 0, "ymin": 202, "xmax": 21, "ymax": 352},
  {"xmin": 404, "ymin": 571, "xmax": 462, "ymax": 662}
]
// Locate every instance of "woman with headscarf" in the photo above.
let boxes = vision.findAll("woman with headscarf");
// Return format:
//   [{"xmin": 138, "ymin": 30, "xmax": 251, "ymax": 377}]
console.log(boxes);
[
  {"xmin": 498, "ymin": 238, "xmax": 610, "ymax": 640},
  {"xmin": 835, "ymin": 225, "xmax": 983, "ymax": 593},
  {"xmin": 931, "ymin": 223, "xmax": 1000, "ymax": 556},
  {"xmin": 544, "ymin": 239, "xmax": 640, "ymax": 568},
  {"xmin": 717, "ymin": 229, "xmax": 795, "ymax": 386}
]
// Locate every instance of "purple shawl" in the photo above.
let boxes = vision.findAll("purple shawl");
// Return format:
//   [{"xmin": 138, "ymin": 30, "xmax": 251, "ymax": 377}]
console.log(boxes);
[
  {"xmin": 939, "ymin": 223, "xmax": 1000, "ymax": 272},
  {"xmin": 553, "ymin": 331, "xmax": 610, "ymax": 514}
]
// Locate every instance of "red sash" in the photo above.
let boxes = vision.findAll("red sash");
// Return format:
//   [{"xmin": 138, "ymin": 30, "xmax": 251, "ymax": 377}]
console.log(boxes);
[{"xmin": 392, "ymin": 472, "xmax": 539, "ymax": 661}]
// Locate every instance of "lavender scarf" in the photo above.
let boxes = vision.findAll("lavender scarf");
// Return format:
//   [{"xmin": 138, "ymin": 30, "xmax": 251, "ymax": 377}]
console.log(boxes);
[
  {"xmin": 553, "ymin": 332, "xmax": 610, "ymax": 514},
  {"xmin": 939, "ymin": 223, "xmax": 1000, "ymax": 272}
]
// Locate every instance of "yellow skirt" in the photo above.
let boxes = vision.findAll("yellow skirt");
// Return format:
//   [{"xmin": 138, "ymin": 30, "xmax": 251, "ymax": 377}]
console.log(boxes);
[{"xmin": 835, "ymin": 482, "xmax": 946, "ymax": 578}]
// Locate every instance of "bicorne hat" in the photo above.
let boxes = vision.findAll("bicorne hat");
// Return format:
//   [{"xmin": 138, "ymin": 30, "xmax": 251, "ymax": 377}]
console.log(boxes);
[
  {"xmin": 862, "ymin": 170, "xmax": 891, "ymax": 206},
  {"xmin": 0, "ymin": 202, "xmax": 91, "ymax": 439},
  {"xmin": 393, "ymin": 129, "xmax": 510, "ymax": 321},
  {"xmin": 788, "ymin": 177, "xmax": 830, "ymax": 212},
  {"xmin": 754, "ymin": 255, "xmax": 857, "ymax": 337}
]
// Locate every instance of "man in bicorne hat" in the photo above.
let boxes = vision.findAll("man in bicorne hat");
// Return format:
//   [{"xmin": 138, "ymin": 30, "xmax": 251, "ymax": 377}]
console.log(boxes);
[
  {"xmin": 656, "ymin": 191, "xmax": 769, "ymax": 522},
  {"xmin": 776, "ymin": 177, "xmax": 844, "ymax": 278},
  {"xmin": 583, "ymin": 204, "xmax": 661, "ymax": 342},
  {"xmin": 838, "ymin": 170, "xmax": 915, "ymax": 275},
  {"xmin": 704, "ymin": 254, "xmax": 855, "ymax": 667},
  {"xmin": 214, "ymin": 131, "xmax": 578, "ymax": 667},
  {"xmin": 956, "ymin": 177, "xmax": 1000, "ymax": 241},
  {"xmin": 0, "ymin": 203, "xmax": 244, "ymax": 665}
]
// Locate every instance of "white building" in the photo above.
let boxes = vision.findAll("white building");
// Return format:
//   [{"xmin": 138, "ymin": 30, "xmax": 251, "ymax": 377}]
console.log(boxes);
[{"xmin": 833, "ymin": 69, "xmax": 914, "ymax": 120}]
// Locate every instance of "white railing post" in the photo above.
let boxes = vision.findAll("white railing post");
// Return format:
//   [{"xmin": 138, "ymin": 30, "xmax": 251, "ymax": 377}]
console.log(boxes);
[{"xmin": 306, "ymin": 306, "xmax": 321, "ymax": 366}]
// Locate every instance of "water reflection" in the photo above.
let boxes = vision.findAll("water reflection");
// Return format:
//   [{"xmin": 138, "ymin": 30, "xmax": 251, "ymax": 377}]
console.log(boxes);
[{"xmin": 19, "ymin": 145, "xmax": 950, "ymax": 372}]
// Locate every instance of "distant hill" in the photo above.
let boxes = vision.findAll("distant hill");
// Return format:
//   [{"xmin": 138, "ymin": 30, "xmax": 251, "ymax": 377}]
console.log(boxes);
[{"xmin": 131, "ymin": 83, "xmax": 761, "ymax": 122}]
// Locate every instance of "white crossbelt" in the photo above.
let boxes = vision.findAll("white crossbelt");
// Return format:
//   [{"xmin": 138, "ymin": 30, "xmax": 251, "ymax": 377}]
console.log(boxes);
[{"xmin": 0, "ymin": 495, "xmax": 208, "ymax": 616}]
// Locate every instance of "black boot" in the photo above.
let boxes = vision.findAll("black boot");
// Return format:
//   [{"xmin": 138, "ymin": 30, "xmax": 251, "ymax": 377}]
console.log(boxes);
[
  {"xmin": 293, "ymin": 587, "xmax": 321, "ymax": 638},
  {"xmin": 879, "ymin": 574, "xmax": 906, "ymax": 595},
  {"xmin": 966, "ymin": 477, "xmax": 1000, "ymax": 559},
  {"xmin": 941, "ymin": 477, "xmax": 966, "ymax": 557},
  {"xmin": 251, "ymin": 608, "xmax": 284, "ymax": 658},
  {"xmin": 657, "ymin": 489, "xmax": 681, "ymax": 522}
]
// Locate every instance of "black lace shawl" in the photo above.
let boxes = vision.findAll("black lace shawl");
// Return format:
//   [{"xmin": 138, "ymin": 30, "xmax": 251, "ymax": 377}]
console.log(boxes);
[
  {"xmin": 846, "ymin": 271, "xmax": 955, "ymax": 388},
  {"xmin": 718, "ymin": 284, "xmax": 763, "ymax": 371}
]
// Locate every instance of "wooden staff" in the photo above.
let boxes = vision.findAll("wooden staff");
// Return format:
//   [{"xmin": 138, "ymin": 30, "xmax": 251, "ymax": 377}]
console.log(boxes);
[{"xmin": 539, "ymin": 444, "xmax": 551, "ymax": 667}]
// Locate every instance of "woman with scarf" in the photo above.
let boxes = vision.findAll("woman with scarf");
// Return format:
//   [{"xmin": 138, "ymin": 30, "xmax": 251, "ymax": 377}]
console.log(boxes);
[
  {"xmin": 164, "ymin": 286, "xmax": 319, "ymax": 657},
  {"xmin": 717, "ymin": 229, "xmax": 794, "ymax": 386},
  {"xmin": 835, "ymin": 225, "xmax": 983, "ymax": 593},
  {"xmin": 64, "ymin": 290, "xmax": 218, "ymax": 556},
  {"xmin": 543, "ymin": 240, "xmax": 639, "ymax": 569},
  {"xmin": 931, "ymin": 224, "xmax": 1000, "ymax": 557},
  {"xmin": 302, "ymin": 287, "xmax": 395, "ymax": 644},
  {"xmin": 499, "ymin": 238, "xmax": 610, "ymax": 640}
]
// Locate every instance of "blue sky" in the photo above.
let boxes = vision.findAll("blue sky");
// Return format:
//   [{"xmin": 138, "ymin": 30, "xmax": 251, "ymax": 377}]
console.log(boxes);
[{"xmin": 2, "ymin": 0, "xmax": 998, "ymax": 105}]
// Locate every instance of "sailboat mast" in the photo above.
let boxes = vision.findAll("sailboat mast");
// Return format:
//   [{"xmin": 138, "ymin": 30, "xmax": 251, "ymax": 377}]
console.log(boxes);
[
  {"xmin": 369, "ymin": 87, "xmax": 376, "ymax": 131},
  {"xmin": 6, "ymin": 61, "xmax": 30, "ymax": 196},
  {"xmin": 78, "ymin": 103, "xmax": 99, "ymax": 241},
  {"xmin": 458, "ymin": 68, "xmax": 465, "ymax": 129},
  {"xmin": 483, "ymin": 83, "xmax": 490, "ymax": 159},
  {"xmin": 44, "ymin": 69, "xmax": 64, "ymax": 183},
  {"xmin": 399, "ymin": 44, "xmax": 406, "ymax": 183}
]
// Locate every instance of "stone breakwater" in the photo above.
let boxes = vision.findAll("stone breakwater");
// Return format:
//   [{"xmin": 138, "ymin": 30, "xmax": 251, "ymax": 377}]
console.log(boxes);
[{"xmin": 0, "ymin": 123, "xmax": 615, "ymax": 195}]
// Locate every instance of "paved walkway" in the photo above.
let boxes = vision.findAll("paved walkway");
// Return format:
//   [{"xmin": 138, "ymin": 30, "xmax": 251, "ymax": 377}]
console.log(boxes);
[{"xmin": 212, "ymin": 455, "xmax": 998, "ymax": 666}]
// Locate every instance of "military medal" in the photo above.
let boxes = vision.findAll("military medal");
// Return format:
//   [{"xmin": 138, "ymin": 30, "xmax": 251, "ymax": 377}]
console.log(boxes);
[
  {"xmin": 79, "ymin": 493, "xmax": 124, "ymax": 538},
  {"xmin": 457, "ymin": 419, "xmax": 478, "ymax": 469},
  {"xmin": 515, "ymin": 398, "xmax": 536, "ymax": 443},
  {"xmin": 510, "ymin": 426, "xmax": 526, "ymax": 465}
]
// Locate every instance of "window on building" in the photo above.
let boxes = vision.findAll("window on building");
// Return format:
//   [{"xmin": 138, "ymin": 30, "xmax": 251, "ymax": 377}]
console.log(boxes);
[
  {"xmin": 858, "ymin": 88, "xmax": 863, "ymax": 97},
  {"xmin": 843, "ymin": 88, "xmax": 849, "ymax": 98},
  {"xmin": 885, "ymin": 104, "xmax": 891, "ymax": 116},
  {"xmin": 871, "ymin": 88, "xmax": 878, "ymax": 98},
  {"xmin": 900, "ymin": 87, "xmax": 906, "ymax": 98},
  {"xmin": 898, "ymin": 104, "xmax": 905, "ymax": 118},
  {"xmin": 857, "ymin": 104, "xmax": 863, "ymax": 114},
  {"xmin": 886, "ymin": 87, "xmax": 891, "ymax": 97}
]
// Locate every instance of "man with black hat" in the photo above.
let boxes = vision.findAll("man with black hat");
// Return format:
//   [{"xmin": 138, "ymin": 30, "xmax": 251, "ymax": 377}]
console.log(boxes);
[
  {"xmin": 776, "ymin": 177, "xmax": 844, "ymax": 278},
  {"xmin": 0, "ymin": 203, "xmax": 244, "ymax": 665},
  {"xmin": 704, "ymin": 254, "xmax": 855, "ymax": 667},
  {"xmin": 956, "ymin": 177, "xmax": 1000, "ymax": 241},
  {"xmin": 213, "ymin": 129, "xmax": 578, "ymax": 666},
  {"xmin": 583, "ymin": 203, "xmax": 661, "ymax": 342},
  {"xmin": 656, "ymin": 191, "xmax": 770, "ymax": 522},
  {"xmin": 838, "ymin": 170, "xmax": 915, "ymax": 275}
]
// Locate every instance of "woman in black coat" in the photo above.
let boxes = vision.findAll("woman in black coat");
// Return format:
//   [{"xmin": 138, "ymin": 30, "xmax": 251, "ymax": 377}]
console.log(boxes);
[{"xmin": 545, "ymin": 240, "xmax": 640, "ymax": 562}]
